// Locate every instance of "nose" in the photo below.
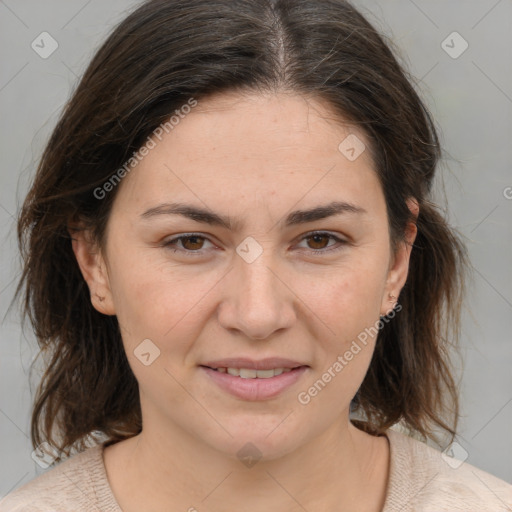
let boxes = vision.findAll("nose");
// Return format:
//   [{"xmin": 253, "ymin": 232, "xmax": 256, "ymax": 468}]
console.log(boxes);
[{"xmin": 217, "ymin": 251, "xmax": 296, "ymax": 340}]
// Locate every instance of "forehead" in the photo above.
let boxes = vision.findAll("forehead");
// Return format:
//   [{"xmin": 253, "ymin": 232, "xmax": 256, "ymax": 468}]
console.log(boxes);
[
  {"xmin": 176, "ymin": 90, "xmax": 367, "ymax": 162},
  {"xmin": 112, "ymin": 91, "xmax": 383, "ymax": 221}
]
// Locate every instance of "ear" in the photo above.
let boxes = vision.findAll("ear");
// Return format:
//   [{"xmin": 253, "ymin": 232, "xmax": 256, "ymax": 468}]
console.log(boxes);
[
  {"xmin": 68, "ymin": 225, "xmax": 116, "ymax": 316},
  {"xmin": 381, "ymin": 198, "xmax": 419, "ymax": 315}
]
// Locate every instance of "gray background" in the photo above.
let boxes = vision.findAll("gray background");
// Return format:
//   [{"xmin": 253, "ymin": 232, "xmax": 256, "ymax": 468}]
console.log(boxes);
[{"xmin": 1, "ymin": 0, "xmax": 511, "ymax": 498}]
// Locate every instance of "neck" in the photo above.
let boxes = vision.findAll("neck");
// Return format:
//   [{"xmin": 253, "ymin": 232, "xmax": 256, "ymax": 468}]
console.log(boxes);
[{"xmin": 104, "ymin": 415, "xmax": 389, "ymax": 512}]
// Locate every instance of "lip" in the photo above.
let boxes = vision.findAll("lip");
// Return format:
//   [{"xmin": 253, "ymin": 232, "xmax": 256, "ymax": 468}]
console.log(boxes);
[
  {"xmin": 200, "ymin": 365, "xmax": 309, "ymax": 401},
  {"xmin": 201, "ymin": 357, "xmax": 307, "ymax": 371}
]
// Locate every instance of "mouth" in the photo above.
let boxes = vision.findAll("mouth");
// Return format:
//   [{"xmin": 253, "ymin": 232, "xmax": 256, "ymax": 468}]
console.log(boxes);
[{"xmin": 199, "ymin": 363, "xmax": 309, "ymax": 401}]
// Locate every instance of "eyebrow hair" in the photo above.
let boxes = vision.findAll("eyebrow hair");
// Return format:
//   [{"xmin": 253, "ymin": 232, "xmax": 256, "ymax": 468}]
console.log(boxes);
[{"xmin": 140, "ymin": 200, "xmax": 366, "ymax": 231}]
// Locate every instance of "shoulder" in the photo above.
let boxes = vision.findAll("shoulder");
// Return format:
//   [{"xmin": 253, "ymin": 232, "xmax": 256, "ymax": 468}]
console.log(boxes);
[
  {"xmin": 383, "ymin": 427, "xmax": 512, "ymax": 511},
  {"xmin": 0, "ymin": 444, "xmax": 121, "ymax": 512}
]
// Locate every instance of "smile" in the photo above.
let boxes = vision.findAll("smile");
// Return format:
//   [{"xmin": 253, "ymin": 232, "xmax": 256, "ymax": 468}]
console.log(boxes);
[{"xmin": 200, "ymin": 365, "xmax": 308, "ymax": 401}]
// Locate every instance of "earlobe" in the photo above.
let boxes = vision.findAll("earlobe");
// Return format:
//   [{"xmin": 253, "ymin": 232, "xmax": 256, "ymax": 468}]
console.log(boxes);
[{"xmin": 68, "ymin": 226, "xmax": 116, "ymax": 316}]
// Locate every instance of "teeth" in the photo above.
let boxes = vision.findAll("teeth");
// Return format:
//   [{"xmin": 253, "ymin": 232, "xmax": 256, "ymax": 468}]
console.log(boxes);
[
  {"xmin": 220, "ymin": 367, "xmax": 294, "ymax": 378},
  {"xmin": 239, "ymin": 368, "xmax": 257, "ymax": 378}
]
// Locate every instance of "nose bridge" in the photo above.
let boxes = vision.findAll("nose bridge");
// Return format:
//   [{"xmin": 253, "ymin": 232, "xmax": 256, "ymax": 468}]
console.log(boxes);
[{"xmin": 240, "ymin": 251, "xmax": 278, "ymax": 305}]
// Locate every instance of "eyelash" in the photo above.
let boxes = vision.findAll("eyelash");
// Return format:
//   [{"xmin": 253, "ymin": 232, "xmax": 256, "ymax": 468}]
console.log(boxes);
[{"xmin": 162, "ymin": 231, "xmax": 347, "ymax": 257}]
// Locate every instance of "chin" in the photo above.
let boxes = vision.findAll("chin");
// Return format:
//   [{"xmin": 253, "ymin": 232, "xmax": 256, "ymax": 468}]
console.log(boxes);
[{"xmin": 205, "ymin": 414, "xmax": 307, "ymax": 462}]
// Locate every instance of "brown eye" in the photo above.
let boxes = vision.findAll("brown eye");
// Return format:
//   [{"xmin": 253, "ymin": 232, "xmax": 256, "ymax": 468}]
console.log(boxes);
[
  {"xmin": 306, "ymin": 233, "xmax": 331, "ymax": 250},
  {"xmin": 163, "ymin": 234, "xmax": 214, "ymax": 256},
  {"xmin": 180, "ymin": 235, "xmax": 205, "ymax": 250},
  {"xmin": 297, "ymin": 231, "xmax": 347, "ymax": 256}
]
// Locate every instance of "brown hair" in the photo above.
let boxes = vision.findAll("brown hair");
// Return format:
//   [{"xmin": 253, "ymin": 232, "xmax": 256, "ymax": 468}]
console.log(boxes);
[{"xmin": 15, "ymin": 0, "xmax": 467, "ymax": 457}]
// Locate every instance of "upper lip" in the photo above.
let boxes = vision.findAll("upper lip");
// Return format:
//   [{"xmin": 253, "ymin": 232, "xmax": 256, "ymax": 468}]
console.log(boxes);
[{"xmin": 201, "ymin": 358, "xmax": 308, "ymax": 370}]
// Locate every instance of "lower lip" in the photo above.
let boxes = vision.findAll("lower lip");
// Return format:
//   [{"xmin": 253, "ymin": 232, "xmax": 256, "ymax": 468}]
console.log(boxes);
[{"xmin": 200, "ymin": 366, "xmax": 308, "ymax": 401}]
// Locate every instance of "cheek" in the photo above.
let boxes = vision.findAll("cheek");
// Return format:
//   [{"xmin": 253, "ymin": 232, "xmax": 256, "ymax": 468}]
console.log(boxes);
[
  {"xmin": 292, "ymin": 256, "xmax": 388, "ymax": 343},
  {"xmin": 293, "ymin": 265, "xmax": 385, "ymax": 413},
  {"xmin": 107, "ymin": 260, "xmax": 211, "ymax": 399},
  {"xmin": 108, "ymin": 247, "xmax": 220, "ymax": 354}
]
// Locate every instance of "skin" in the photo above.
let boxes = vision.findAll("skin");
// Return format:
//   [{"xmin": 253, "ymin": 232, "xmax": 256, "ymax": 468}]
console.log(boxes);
[{"xmin": 72, "ymin": 90, "xmax": 418, "ymax": 512}]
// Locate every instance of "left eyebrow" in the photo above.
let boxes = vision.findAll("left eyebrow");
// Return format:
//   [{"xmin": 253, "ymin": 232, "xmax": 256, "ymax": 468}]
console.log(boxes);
[
  {"xmin": 284, "ymin": 201, "xmax": 366, "ymax": 226},
  {"xmin": 139, "ymin": 200, "xmax": 367, "ymax": 231}
]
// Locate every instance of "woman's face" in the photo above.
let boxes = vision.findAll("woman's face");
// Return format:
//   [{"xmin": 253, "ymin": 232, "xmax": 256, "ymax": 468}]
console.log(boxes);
[{"xmin": 77, "ymin": 91, "xmax": 414, "ymax": 460}]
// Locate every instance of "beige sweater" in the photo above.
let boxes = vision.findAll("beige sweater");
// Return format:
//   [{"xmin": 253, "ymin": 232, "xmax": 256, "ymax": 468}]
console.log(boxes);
[{"xmin": 1, "ymin": 428, "xmax": 511, "ymax": 511}]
